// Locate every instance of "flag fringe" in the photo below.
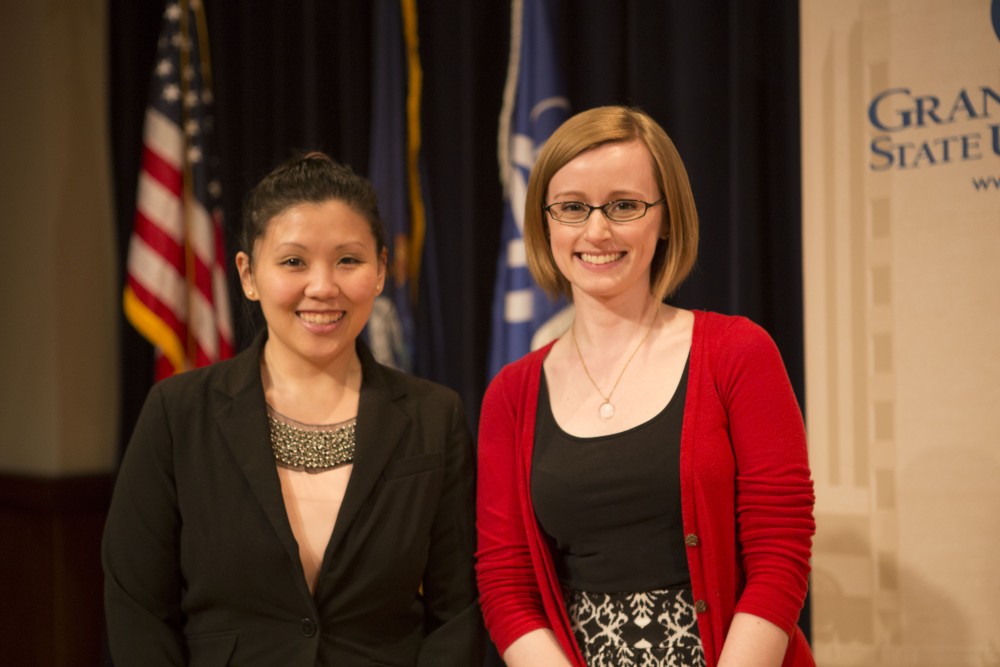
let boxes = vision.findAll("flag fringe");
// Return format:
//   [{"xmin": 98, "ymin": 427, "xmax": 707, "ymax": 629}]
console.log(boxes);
[
  {"xmin": 124, "ymin": 285, "xmax": 186, "ymax": 374},
  {"xmin": 401, "ymin": 0, "xmax": 426, "ymax": 300}
]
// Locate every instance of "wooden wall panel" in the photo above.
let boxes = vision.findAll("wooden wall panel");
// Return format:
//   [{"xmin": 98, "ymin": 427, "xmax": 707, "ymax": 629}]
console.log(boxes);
[{"xmin": 0, "ymin": 475, "xmax": 113, "ymax": 667}]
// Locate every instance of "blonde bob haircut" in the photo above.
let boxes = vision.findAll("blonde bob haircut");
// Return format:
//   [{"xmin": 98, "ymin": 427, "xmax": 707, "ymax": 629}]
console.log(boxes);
[{"xmin": 524, "ymin": 106, "xmax": 699, "ymax": 302}]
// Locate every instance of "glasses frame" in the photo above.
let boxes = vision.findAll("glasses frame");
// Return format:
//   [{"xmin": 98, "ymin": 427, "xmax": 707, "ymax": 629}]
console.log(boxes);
[{"xmin": 543, "ymin": 197, "xmax": 666, "ymax": 225}]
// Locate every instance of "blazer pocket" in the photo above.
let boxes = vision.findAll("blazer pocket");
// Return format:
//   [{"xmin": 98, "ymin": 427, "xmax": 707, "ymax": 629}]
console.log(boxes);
[
  {"xmin": 382, "ymin": 451, "xmax": 444, "ymax": 480},
  {"xmin": 186, "ymin": 630, "xmax": 238, "ymax": 667}
]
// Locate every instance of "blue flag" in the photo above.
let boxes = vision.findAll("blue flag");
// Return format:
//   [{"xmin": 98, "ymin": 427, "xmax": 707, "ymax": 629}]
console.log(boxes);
[
  {"xmin": 488, "ymin": 0, "xmax": 571, "ymax": 378},
  {"xmin": 367, "ymin": 0, "xmax": 419, "ymax": 371}
]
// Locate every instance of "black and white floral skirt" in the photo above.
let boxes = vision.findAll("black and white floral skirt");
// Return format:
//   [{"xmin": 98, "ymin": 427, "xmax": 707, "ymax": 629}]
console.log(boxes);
[{"xmin": 565, "ymin": 586, "xmax": 706, "ymax": 667}]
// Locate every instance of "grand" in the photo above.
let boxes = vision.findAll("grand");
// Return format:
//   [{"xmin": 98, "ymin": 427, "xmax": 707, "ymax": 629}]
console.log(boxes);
[{"xmin": 868, "ymin": 85, "xmax": 1000, "ymax": 132}]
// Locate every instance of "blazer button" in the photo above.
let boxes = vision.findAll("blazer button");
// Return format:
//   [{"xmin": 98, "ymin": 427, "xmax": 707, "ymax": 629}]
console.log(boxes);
[
  {"xmin": 684, "ymin": 533, "xmax": 699, "ymax": 547},
  {"xmin": 694, "ymin": 600, "xmax": 708, "ymax": 613},
  {"xmin": 299, "ymin": 618, "xmax": 317, "ymax": 637}
]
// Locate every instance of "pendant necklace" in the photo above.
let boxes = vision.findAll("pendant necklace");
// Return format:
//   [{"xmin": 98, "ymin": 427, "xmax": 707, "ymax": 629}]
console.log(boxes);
[{"xmin": 571, "ymin": 305, "xmax": 659, "ymax": 420}]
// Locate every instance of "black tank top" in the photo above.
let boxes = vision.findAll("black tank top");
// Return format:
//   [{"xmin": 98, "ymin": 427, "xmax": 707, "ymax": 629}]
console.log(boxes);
[{"xmin": 531, "ymin": 359, "xmax": 690, "ymax": 592}]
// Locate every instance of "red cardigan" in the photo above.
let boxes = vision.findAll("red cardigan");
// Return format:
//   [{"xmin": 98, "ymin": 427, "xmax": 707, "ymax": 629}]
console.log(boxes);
[{"xmin": 476, "ymin": 311, "xmax": 815, "ymax": 667}]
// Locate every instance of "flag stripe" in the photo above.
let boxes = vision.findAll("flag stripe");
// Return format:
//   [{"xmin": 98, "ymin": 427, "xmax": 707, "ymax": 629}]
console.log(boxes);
[
  {"xmin": 132, "ymin": 211, "xmax": 185, "ymax": 272},
  {"xmin": 188, "ymin": 285, "xmax": 221, "ymax": 360},
  {"xmin": 142, "ymin": 108, "xmax": 183, "ymax": 171},
  {"xmin": 135, "ymin": 172, "xmax": 184, "ymax": 244},
  {"xmin": 185, "ymin": 199, "xmax": 218, "ymax": 280},
  {"xmin": 127, "ymin": 237, "xmax": 189, "ymax": 319},
  {"xmin": 212, "ymin": 218, "xmax": 234, "ymax": 347},
  {"xmin": 140, "ymin": 141, "xmax": 183, "ymax": 196}
]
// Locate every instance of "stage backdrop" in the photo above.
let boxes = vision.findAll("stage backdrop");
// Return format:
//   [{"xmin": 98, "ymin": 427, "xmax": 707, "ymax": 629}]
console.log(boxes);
[{"xmin": 801, "ymin": 0, "xmax": 1000, "ymax": 664}]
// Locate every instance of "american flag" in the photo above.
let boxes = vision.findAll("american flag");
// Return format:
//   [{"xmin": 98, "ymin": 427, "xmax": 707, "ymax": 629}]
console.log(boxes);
[
  {"xmin": 123, "ymin": 0, "xmax": 233, "ymax": 381},
  {"xmin": 487, "ymin": 0, "xmax": 570, "ymax": 378}
]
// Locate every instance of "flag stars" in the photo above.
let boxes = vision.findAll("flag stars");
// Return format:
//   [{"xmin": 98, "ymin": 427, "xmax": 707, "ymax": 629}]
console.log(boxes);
[
  {"xmin": 187, "ymin": 146, "xmax": 203, "ymax": 163},
  {"xmin": 156, "ymin": 59, "xmax": 173, "ymax": 78},
  {"xmin": 208, "ymin": 180, "xmax": 222, "ymax": 198},
  {"xmin": 185, "ymin": 119, "xmax": 201, "ymax": 137},
  {"xmin": 165, "ymin": 3, "xmax": 181, "ymax": 21},
  {"xmin": 183, "ymin": 64, "xmax": 196, "ymax": 82},
  {"xmin": 171, "ymin": 33, "xmax": 191, "ymax": 53},
  {"xmin": 162, "ymin": 84, "xmax": 181, "ymax": 103},
  {"xmin": 184, "ymin": 90, "xmax": 200, "ymax": 109}
]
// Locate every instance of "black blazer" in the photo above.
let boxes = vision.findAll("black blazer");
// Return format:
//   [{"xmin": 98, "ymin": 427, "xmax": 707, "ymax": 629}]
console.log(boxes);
[{"xmin": 103, "ymin": 334, "xmax": 482, "ymax": 666}]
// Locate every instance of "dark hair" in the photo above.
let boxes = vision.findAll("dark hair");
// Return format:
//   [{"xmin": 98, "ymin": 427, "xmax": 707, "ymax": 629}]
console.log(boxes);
[
  {"xmin": 524, "ymin": 106, "xmax": 699, "ymax": 301},
  {"xmin": 239, "ymin": 151, "xmax": 385, "ymax": 263}
]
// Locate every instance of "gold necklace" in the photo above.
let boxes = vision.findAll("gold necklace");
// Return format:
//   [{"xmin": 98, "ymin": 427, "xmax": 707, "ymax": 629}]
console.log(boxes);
[{"xmin": 571, "ymin": 306, "xmax": 659, "ymax": 420}]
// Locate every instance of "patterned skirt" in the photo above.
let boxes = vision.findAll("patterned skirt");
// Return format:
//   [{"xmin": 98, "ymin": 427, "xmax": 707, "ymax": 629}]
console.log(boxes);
[{"xmin": 565, "ymin": 586, "xmax": 706, "ymax": 667}]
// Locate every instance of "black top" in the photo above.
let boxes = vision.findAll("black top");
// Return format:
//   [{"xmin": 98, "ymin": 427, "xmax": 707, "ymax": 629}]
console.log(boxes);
[{"xmin": 531, "ymin": 359, "xmax": 690, "ymax": 592}]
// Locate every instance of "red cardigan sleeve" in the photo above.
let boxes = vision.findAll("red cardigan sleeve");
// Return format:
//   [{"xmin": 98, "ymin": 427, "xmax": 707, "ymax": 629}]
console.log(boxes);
[
  {"xmin": 475, "ymin": 360, "xmax": 553, "ymax": 655},
  {"xmin": 718, "ymin": 317, "xmax": 815, "ymax": 636}
]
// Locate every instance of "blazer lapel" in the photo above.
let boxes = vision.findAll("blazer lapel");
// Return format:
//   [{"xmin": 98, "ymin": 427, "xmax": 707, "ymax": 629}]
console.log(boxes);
[
  {"xmin": 214, "ymin": 336, "xmax": 302, "ymax": 569},
  {"xmin": 325, "ymin": 343, "xmax": 410, "ymax": 558}
]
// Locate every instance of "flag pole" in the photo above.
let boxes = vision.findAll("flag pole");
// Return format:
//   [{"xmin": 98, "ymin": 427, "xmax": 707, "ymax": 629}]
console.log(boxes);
[{"xmin": 178, "ymin": 0, "xmax": 197, "ymax": 371}]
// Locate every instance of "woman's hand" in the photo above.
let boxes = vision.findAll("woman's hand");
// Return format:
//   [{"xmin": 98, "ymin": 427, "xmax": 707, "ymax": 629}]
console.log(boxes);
[
  {"xmin": 502, "ymin": 628, "xmax": 575, "ymax": 667},
  {"xmin": 716, "ymin": 612, "xmax": 790, "ymax": 667}
]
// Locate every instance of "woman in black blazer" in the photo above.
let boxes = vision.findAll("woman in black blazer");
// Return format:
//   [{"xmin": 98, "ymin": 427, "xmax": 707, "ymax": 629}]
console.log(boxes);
[{"xmin": 103, "ymin": 153, "xmax": 482, "ymax": 666}]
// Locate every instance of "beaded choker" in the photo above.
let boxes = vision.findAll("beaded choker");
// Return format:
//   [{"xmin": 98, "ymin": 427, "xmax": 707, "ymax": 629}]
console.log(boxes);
[{"xmin": 266, "ymin": 406, "xmax": 357, "ymax": 472}]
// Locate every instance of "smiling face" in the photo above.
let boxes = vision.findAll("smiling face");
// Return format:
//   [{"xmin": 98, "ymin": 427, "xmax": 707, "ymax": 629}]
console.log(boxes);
[
  {"xmin": 546, "ymin": 140, "xmax": 665, "ymax": 303},
  {"xmin": 236, "ymin": 199, "xmax": 386, "ymax": 370}
]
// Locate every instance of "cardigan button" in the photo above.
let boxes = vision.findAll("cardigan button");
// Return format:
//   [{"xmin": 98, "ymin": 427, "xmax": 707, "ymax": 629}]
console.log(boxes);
[
  {"xmin": 684, "ymin": 533, "xmax": 699, "ymax": 547},
  {"xmin": 299, "ymin": 618, "xmax": 317, "ymax": 637},
  {"xmin": 694, "ymin": 599, "xmax": 708, "ymax": 613}
]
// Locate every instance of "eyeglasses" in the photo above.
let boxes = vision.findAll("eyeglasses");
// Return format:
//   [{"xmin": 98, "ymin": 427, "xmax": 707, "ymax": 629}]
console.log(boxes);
[{"xmin": 543, "ymin": 197, "xmax": 666, "ymax": 225}]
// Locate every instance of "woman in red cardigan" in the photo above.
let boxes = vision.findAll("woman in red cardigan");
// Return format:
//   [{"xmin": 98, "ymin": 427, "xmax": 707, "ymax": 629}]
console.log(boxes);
[{"xmin": 476, "ymin": 106, "xmax": 815, "ymax": 667}]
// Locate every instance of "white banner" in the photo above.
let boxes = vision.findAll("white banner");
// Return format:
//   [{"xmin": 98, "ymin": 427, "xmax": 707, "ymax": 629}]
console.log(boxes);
[{"xmin": 801, "ymin": 0, "xmax": 1000, "ymax": 665}]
